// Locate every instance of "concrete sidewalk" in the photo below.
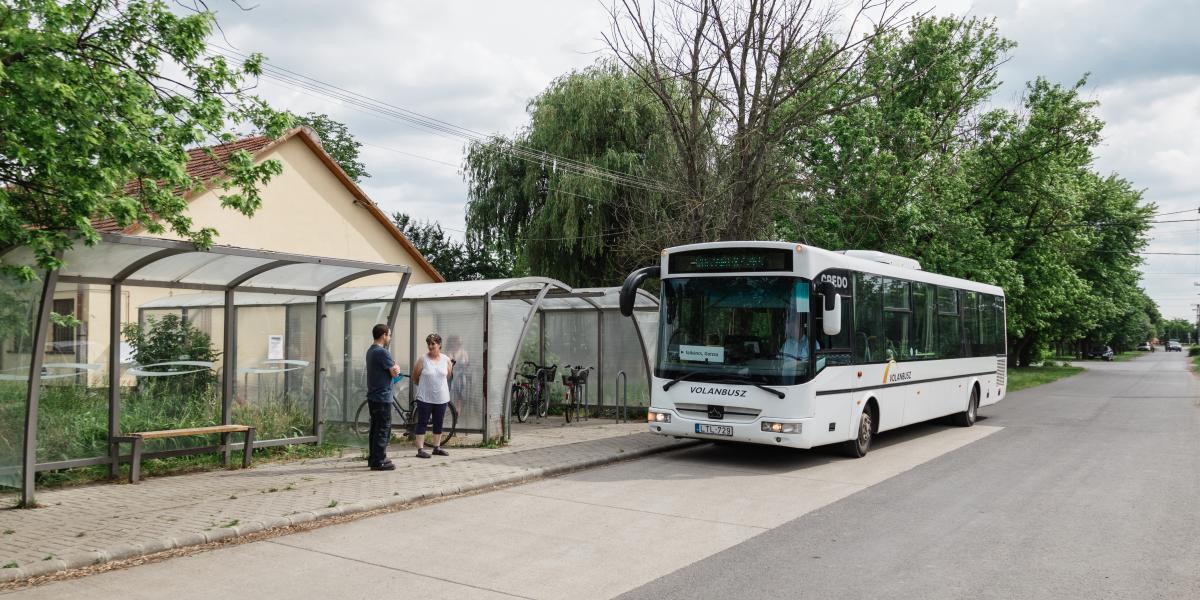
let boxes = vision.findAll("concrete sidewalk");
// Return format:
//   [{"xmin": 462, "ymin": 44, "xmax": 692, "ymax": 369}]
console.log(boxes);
[{"xmin": 0, "ymin": 422, "xmax": 694, "ymax": 583}]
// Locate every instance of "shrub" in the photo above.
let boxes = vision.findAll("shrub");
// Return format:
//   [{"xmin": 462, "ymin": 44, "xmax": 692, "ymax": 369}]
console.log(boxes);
[{"xmin": 1189, "ymin": 346, "xmax": 1200, "ymax": 357}]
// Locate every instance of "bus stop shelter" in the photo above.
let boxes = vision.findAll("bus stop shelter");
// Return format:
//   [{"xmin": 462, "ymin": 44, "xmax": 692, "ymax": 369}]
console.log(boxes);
[
  {"xmin": 0, "ymin": 233, "xmax": 412, "ymax": 505},
  {"xmin": 137, "ymin": 278, "xmax": 660, "ymax": 444}
]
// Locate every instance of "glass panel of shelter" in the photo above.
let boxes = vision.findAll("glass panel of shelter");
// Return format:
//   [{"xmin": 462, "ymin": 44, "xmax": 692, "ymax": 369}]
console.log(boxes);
[
  {"xmin": 0, "ymin": 270, "xmax": 47, "ymax": 489},
  {"xmin": 130, "ymin": 287, "xmax": 226, "ymax": 455},
  {"xmin": 35, "ymin": 282, "xmax": 111, "ymax": 463}
]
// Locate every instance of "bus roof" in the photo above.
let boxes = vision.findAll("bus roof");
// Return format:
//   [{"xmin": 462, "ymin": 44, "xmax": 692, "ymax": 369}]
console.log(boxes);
[{"xmin": 662, "ymin": 241, "xmax": 1004, "ymax": 297}]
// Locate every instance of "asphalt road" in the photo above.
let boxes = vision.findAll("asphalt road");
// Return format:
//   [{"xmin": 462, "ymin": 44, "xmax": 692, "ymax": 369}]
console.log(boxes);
[
  {"xmin": 7, "ymin": 351, "xmax": 1197, "ymax": 599},
  {"xmin": 620, "ymin": 351, "xmax": 1200, "ymax": 600}
]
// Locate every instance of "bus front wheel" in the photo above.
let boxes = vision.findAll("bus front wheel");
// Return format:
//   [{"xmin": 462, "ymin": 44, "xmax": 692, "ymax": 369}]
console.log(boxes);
[
  {"xmin": 951, "ymin": 386, "xmax": 979, "ymax": 427},
  {"xmin": 842, "ymin": 404, "xmax": 874, "ymax": 458}
]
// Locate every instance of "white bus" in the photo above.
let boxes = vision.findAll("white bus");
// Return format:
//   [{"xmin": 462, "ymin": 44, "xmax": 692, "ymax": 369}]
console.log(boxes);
[{"xmin": 618, "ymin": 242, "xmax": 1007, "ymax": 457}]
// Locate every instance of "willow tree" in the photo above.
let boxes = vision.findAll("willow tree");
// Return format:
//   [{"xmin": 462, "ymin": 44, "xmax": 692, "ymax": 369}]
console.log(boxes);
[{"xmin": 463, "ymin": 62, "xmax": 673, "ymax": 286}]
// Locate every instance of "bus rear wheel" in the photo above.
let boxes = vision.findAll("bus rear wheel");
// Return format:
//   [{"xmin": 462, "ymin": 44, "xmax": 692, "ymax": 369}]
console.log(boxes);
[
  {"xmin": 842, "ymin": 405, "xmax": 873, "ymax": 458},
  {"xmin": 951, "ymin": 386, "xmax": 979, "ymax": 427}
]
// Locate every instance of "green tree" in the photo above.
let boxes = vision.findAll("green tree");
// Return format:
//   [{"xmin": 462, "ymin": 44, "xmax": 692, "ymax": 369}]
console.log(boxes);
[
  {"xmin": 392, "ymin": 212, "xmax": 512, "ymax": 281},
  {"xmin": 0, "ymin": 0, "xmax": 292, "ymax": 278},
  {"xmin": 292, "ymin": 112, "xmax": 369, "ymax": 182},
  {"xmin": 464, "ymin": 62, "xmax": 672, "ymax": 285}
]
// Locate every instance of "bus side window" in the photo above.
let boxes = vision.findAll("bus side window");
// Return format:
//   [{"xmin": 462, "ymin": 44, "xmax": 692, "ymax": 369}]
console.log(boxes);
[
  {"xmin": 853, "ymin": 273, "xmax": 883, "ymax": 363},
  {"xmin": 936, "ymin": 287, "xmax": 961, "ymax": 359},
  {"xmin": 912, "ymin": 282, "xmax": 936, "ymax": 359}
]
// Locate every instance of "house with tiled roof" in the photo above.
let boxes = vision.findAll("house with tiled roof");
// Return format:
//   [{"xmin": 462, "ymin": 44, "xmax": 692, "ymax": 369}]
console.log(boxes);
[{"xmin": 45, "ymin": 127, "xmax": 443, "ymax": 383}]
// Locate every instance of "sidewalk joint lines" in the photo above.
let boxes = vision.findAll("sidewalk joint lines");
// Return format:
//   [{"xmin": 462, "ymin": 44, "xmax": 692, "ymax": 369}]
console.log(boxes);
[{"xmin": 265, "ymin": 540, "xmax": 537, "ymax": 599}]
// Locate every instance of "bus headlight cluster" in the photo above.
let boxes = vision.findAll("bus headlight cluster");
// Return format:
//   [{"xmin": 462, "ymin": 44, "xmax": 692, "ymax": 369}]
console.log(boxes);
[
  {"xmin": 761, "ymin": 421, "xmax": 801, "ymax": 434},
  {"xmin": 648, "ymin": 411, "xmax": 672, "ymax": 423}
]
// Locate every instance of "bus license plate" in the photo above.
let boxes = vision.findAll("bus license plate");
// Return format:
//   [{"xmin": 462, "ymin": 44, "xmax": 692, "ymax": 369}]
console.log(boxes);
[{"xmin": 696, "ymin": 424, "xmax": 733, "ymax": 436}]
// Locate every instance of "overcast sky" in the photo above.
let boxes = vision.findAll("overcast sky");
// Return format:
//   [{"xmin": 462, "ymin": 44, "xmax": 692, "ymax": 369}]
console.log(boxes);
[{"xmin": 216, "ymin": 0, "xmax": 1199, "ymax": 321}]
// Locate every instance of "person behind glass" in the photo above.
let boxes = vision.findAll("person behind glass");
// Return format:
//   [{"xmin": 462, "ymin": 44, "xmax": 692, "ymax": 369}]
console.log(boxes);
[
  {"xmin": 366, "ymin": 323, "xmax": 400, "ymax": 471},
  {"xmin": 445, "ymin": 334, "xmax": 469, "ymax": 412},
  {"xmin": 411, "ymin": 332, "xmax": 453, "ymax": 459}
]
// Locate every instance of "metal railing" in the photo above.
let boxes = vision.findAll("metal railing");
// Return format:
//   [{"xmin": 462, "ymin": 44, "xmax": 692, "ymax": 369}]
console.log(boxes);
[{"xmin": 615, "ymin": 370, "xmax": 629, "ymax": 423}]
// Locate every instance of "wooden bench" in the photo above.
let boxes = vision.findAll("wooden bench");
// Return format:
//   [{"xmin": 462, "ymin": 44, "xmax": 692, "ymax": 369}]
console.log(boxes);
[{"xmin": 112, "ymin": 425, "xmax": 256, "ymax": 483}]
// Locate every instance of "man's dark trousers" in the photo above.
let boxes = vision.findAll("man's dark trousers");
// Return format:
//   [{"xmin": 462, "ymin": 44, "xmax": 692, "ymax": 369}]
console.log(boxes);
[{"xmin": 368, "ymin": 401, "xmax": 392, "ymax": 466}]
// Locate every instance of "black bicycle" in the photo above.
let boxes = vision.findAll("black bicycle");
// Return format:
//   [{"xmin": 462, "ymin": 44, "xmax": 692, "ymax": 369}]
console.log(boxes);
[
  {"xmin": 512, "ymin": 362, "xmax": 556, "ymax": 423},
  {"xmin": 353, "ymin": 374, "xmax": 459, "ymax": 443},
  {"xmin": 561, "ymin": 364, "xmax": 593, "ymax": 424}
]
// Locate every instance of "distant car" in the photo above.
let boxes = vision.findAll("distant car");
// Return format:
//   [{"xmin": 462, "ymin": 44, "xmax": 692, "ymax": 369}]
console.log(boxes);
[
  {"xmin": 1137, "ymin": 342, "xmax": 1152, "ymax": 351},
  {"xmin": 1166, "ymin": 340, "xmax": 1182, "ymax": 352},
  {"xmin": 1085, "ymin": 345, "xmax": 1115, "ymax": 361}
]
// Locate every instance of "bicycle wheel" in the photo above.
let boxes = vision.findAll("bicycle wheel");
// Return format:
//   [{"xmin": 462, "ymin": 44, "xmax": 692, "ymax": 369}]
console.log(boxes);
[
  {"xmin": 564, "ymin": 388, "xmax": 576, "ymax": 424},
  {"xmin": 514, "ymin": 387, "xmax": 531, "ymax": 423},
  {"xmin": 443, "ymin": 403, "xmax": 458, "ymax": 444},
  {"xmin": 537, "ymin": 388, "xmax": 549, "ymax": 418},
  {"xmin": 352, "ymin": 400, "xmax": 372, "ymax": 437}
]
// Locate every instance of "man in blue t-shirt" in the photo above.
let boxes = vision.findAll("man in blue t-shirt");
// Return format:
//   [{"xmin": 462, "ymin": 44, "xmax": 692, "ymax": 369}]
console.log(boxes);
[{"xmin": 366, "ymin": 323, "xmax": 401, "ymax": 471}]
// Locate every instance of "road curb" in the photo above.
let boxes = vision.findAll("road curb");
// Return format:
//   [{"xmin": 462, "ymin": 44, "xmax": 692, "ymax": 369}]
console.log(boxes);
[{"xmin": 0, "ymin": 436, "xmax": 699, "ymax": 584}]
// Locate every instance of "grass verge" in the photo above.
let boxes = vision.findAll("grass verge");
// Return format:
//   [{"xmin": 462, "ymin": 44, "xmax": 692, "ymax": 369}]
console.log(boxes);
[{"xmin": 1007, "ymin": 365, "xmax": 1085, "ymax": 393}]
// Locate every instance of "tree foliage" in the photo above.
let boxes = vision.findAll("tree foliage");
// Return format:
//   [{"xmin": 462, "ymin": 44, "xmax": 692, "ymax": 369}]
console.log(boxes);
[
  {"xmin": 603, "ymin": 0, "xmax": 912, "ymax": 241},
  {"xmin": 292, "ymin": 112, "xmax": 369, "ymax": 183},
  {"xmin": 392, "ymin": 212, "xmax": 512, "ymax": 282},
  {"xmin": 464, "ymin": 62, "xmax": 671, "ymax": 285},
  {"xmin": 466, "ymin": 12, "xmax": 1160, "ymax": 365},
  {"xmin": 0, "ymin": 0, "xmax": 292, "ymax": 278}
]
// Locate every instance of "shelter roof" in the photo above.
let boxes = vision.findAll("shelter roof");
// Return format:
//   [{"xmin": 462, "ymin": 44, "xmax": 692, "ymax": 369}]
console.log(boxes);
[
  {"xmin": 138, "ymin": 278, "xmax": 659, "ymax": 310},
  {"xmin": 3, "ymin": 233, "xmax": 410, "ymax": 296}
]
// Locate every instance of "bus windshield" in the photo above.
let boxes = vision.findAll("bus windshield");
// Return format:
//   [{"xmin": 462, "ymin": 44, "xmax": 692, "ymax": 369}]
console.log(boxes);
[{"xmin": 657, "ymin": 276, "xmax": 813, "ymax": 386}]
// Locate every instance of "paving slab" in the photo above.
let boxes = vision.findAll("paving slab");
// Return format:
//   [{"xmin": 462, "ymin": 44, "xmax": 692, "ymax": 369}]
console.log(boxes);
[{"xmin": 0, "ymin": 421, "xmax": 692, "ymax": 583}]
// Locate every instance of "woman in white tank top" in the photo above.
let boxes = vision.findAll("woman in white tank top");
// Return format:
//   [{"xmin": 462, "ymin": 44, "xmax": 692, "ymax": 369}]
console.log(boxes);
[{"xmin": 411, "ymin": 333, "xmax": 453, "ymax": 458}]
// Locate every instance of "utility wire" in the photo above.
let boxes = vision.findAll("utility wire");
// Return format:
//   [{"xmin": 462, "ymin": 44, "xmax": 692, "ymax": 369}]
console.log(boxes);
[{"xmin": 207, "ymin": 44, "xmax": 677, "ymax": 195}]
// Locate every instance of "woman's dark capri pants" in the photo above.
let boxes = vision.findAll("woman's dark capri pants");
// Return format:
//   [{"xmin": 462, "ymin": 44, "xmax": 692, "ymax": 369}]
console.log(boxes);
[{"xmin": 414, "ymin": 401, "xmax": 447, "ymax": 435}]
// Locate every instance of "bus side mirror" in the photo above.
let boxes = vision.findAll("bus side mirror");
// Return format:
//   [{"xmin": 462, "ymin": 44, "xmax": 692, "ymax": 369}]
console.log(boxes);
[
  {"xmin": 619, "ymin": 266, "xmax": 660, "ymax": 317},
  {"xmin": 819, "ymin": 284, "xmax": 842, "ymax": 336}
]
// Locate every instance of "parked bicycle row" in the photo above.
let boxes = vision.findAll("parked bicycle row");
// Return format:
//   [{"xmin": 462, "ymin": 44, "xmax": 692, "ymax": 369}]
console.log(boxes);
[{"xmin": 511, "ymin": 362, "xmax": 594, "ymax": 424}]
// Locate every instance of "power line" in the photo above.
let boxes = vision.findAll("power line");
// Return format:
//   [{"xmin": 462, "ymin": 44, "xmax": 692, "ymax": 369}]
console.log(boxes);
[
  {"xmin": 1152, "ymin": 207, "xmax": 1200, "ymax": 217},
  {"xmin": 207, "ymin": 44, "xmax": 677, "ymax": 196}
]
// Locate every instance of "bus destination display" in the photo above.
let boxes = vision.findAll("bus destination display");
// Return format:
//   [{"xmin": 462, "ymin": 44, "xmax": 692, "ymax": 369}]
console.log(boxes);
[{"xmin": 668, "ymin": 248, "xmax": 793, "ymax": 274}]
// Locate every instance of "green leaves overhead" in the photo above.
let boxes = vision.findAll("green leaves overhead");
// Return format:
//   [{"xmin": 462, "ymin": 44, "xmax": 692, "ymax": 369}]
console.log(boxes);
[{"xmin": 0, "ymin": 0, "xmax": 291, "ymax": 276}]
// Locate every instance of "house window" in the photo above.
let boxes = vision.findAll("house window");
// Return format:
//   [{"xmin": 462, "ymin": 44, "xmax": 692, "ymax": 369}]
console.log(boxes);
[{"xmin": 49, "ymin": 298, "xmax": 76, "ymax": 354}]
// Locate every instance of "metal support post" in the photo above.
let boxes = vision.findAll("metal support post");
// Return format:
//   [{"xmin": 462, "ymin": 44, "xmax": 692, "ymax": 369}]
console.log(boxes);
[
  {"xmin": 314, "ymin": 294, "xmax": 326, "ymax": 442},
  {"xmin": 21, "ymin": 265, "xmax": 60, "ymax": 507},
  {"xmin": 342, "ymin": 302, "xmax": 352, "ymax": 423},
  {"xmin": 221, "ymin": 289, "xmax": 236, "ymax": 466},
  {"xmin": 596, "ymin": 312, "xmax": 604, "ymax": 418},
  {"xmin": 108, "ymin": 283, "xmax": 122, "ymax": 478}
]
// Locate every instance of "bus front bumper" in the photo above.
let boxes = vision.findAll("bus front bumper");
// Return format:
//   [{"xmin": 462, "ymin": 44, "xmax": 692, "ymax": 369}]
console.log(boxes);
[{"xmin": 647, "ymin": 410, "xmax": 814, "ymax": 448}]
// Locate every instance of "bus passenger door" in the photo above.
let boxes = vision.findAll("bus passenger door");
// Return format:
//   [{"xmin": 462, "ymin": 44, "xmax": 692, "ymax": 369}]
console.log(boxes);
[{"xmin": 812, "ymin": 272, "xmax": 856, "ymax": 445}]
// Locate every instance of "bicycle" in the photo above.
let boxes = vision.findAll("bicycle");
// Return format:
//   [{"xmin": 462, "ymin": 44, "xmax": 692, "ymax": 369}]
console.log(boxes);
[
  {"xmin": 511, "ymin": 362, "xmax": 556, "ymax": 423},
  {"xmin": 561, "ymin": 364, "xmax": 593, "ymax": 424},
  {"xmin": 352, "ymin": 374, "xmax": 459, "ymax": 444}
]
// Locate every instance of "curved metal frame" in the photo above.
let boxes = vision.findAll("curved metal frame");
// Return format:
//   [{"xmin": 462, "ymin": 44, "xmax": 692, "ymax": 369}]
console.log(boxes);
[{"xmin": 9, "ymin": 233, "xmax": 412, "ymax": 505}]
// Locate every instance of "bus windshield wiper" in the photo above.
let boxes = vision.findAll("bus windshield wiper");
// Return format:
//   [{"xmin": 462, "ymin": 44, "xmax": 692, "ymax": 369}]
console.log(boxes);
[
  {"xmin": 662, "ymin": 371, "xmax": 785, "ymax": 399},
  {"xmin": 662, "ymin": 371, "xmax": 705, "ymax": 391}
]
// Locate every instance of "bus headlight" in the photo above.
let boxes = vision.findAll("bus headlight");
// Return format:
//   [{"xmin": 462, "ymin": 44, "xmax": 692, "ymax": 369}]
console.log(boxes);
[
  {"xmin": 648, "ymin": 411, "xmax": 671, "ymax": 423},
  {"xmin": 761, "ymin": 421, "xmax": 801, "ymax": 434}
]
